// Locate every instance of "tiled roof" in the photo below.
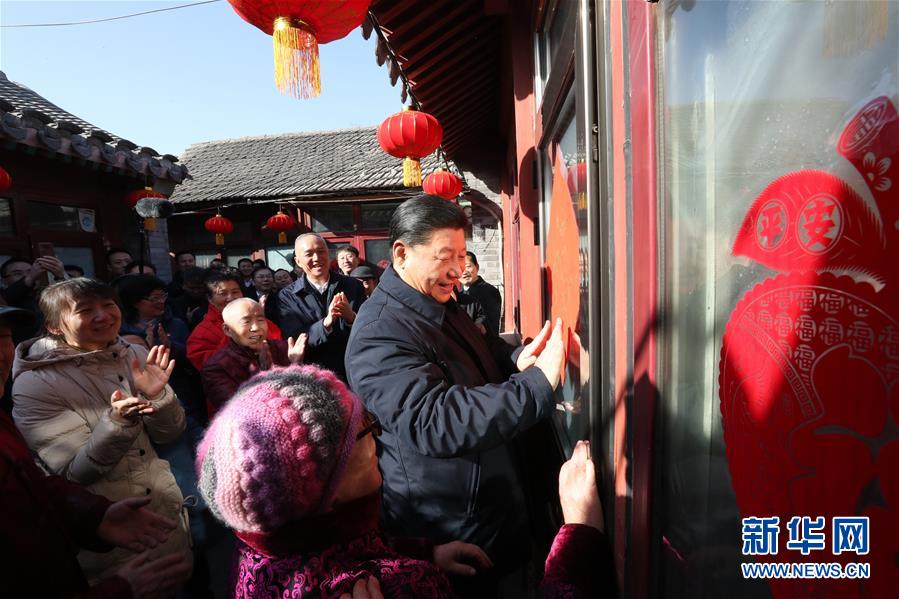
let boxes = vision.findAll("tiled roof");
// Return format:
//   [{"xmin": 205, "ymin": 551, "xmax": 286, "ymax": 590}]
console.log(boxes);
[
  {"xmin": 169, "ymin": 126, "xmax": 443, "ymax": 205},
  {"xmin": 0, "ymin": 71, "xmax": 188, "ymax": 183}
]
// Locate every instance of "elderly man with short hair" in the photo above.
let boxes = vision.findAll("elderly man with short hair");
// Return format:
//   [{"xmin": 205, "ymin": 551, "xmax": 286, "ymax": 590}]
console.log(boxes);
[
  {"xmin": 201, "ymin": 298, "xmax": 306, "ymax": 416},
  {"xmin": 278, "ymin": 233, "xmax": 365, "ymax": 380}
]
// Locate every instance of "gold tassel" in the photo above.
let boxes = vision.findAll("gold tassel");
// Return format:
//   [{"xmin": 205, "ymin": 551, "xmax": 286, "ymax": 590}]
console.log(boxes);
[
  {"xmin": 824, "ymin": 0, "xmax": 889, "ymax": 57},
  {"xmin": 273, "ymin": 17, "xmax": 321, "ymax": 99},
  {"xmin": 215, "ymin": 233, "xmax": 224, "ymax": 246},
  {"xmin": 403, "ymin": 157, "xmax": 422, "ymax": 187},
  {"xmin": 143, "ymin": 217, "xmax": 157, "ymax": 231},
  {"xmin": 278, "ymin": 231, "xmax": 287, "ymax": 244}
]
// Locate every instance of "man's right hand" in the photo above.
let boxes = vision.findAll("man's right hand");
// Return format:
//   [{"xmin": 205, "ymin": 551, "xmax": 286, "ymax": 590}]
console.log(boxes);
[
  {"xmin": 116, "ymin": 551, "xmax": 192, "ymax": 599},
  {"xmin": 534, "ymin": 318, "xmax": 566, "ymax": 389}
]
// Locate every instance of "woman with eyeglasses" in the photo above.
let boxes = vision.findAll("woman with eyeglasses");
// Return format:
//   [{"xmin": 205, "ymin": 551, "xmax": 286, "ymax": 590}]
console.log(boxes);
[
  {"xmin": 11, "ymin": 278, "xmax": 192, "ymax": 587},
  {"xmin": 197, "ymin": 364, "xmax": 493, "ymax": 598}
]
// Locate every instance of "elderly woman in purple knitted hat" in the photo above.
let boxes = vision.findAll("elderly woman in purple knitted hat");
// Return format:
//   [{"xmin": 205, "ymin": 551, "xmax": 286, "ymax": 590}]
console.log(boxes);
[{"xmin": 196, "ymin": 364, "xmax": 493, "ymax": 598}]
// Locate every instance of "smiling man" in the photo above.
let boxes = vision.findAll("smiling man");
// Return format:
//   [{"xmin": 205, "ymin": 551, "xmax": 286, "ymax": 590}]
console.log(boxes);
[
  {"xmin": 201, "ymin": 298, "xmax": 305, "ymax": 415},
  {"xmin": 278, "ymin": 233, "xmax": 365, "ymax": 381},
  {"xmin": 345, "ymin": 195, "xmax": 566, "ymax": 597}
]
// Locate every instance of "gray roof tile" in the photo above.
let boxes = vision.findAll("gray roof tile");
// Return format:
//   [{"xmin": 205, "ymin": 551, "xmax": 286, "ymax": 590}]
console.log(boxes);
[
  {"xmin": 169, "ymin": 126, "xmax": 446, "ymax": 204},
  {"xmin": 0, "ymin": 71, "xmax": 187, "ymax": 183}
]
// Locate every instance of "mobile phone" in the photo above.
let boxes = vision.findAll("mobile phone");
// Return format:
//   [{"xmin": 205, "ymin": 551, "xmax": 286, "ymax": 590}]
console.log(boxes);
[
  {"xmin": 36, "ymin": 242, "xmax": 55, "ymax": 258},
  {"xmin": 35, "ymin": 242, "xmax": 56, "ymax": 286}
]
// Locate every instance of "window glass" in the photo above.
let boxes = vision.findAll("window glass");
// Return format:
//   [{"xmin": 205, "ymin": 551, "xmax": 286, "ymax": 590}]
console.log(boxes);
[
  {"xmin": 360, "ymin": 203, "xmax": 399, "ymax": 230},
  {"xmin": 542, "ymin": 88, "xmax": 589, "ymax": 455},
  {"xmin": 547, "ymin": 0, "xmax": 573, "ymax": 68},
  {"xmin": 265, "ymin": 246, "xmax": 294, "ymax": 271},
  {"xmin": 54, "ymin": 246, "xmax": 94, "ymax": 278},
  {"xmin": 655, "ymin": 1, "xmax": 899, "ymax": 596},
  {"xmin": 28, "ymin": 201, "xmax": 81, "ymax": 232},
  {"xmin": 363, "ymin": 238, "xmax": 392, "ymax": 266},
  {"xmin": 193, "ymin": 253, "xmax": 218, "ymax": 268},
  {"xmin": 309, "ymin": 205, "xmax": 353, "ymax": 233},
  {"xmin": 0, "ymin": 199, "xmax": 14, "ymax": 236}
]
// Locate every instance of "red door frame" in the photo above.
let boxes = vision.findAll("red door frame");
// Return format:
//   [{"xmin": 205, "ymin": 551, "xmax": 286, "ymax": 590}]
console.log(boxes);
[{"xmin": 608, "ymin": 1, "xmax": 658, "ymax": 597}]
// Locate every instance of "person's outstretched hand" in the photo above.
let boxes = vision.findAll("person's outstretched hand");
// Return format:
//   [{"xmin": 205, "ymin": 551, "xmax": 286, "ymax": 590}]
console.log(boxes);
[
  {"xmin": 433, "ymin": 540, "xmax": 494, "ymax": 576},
  {"xmin": 116, "ymin": 551, "xmax": 192, "ymax": 599},
  {"xmin": 288, "ymin": 333, "xmax": 307, "ymax": 364},
  {"xmin": 559, "ymin": 440, "xmax": 604, "ymax": 532},
  {"xmin": 131, "ymin": 345, "xmax": 175, "ymax": 398},
  {"xmin": 533, "ymin": 318, "xmax": 566, "ymax": 389},
  {"xmin": 515, "ymin": 320, "xmax": 552, "ymax": 371},
  {"xmin": 97, "ymin": 496, "xmax": 177, "ymax": 552},
  {"xmin": 339, "ymin": 577, "xmax": 383, "ymax": 599}
]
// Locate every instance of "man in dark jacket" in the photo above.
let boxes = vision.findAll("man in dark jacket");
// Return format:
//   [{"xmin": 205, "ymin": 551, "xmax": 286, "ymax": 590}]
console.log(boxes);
[
  {"xmin": 0, "ymin": 305, "xmax": 191, "ymax": 597},
  {"xmin": 345, "ymin": 196, "xmax": 565, "ymax": 596},
  {"xmin": 279, "ymin": 233, "xmax": 365, "ymax": 380},
  {"xmin": 459, "ymin": 251, "xmax": 502, "ymax": 334}
]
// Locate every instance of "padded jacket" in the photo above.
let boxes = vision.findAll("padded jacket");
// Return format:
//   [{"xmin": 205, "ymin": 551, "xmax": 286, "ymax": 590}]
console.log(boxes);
[
  {"xmin": 345, "ymin": 267, "xmax": 555, "ymax": 573},
  {"xmin": 11, "ymin": 336, "xmax": 191, "ymax": 584}
]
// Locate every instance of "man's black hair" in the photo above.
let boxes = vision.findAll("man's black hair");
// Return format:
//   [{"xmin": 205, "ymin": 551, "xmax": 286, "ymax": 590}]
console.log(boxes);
[
  {"xmin": 389, "ymin": 195, "xmax": 469, "ymax": 247},
  {"xmin": 106, "ymin": 248, "xmax": 132, "ymax": 263},
  {"xmin": 0, "ymin": 257, "xmax": 31, "ymax": 278}
]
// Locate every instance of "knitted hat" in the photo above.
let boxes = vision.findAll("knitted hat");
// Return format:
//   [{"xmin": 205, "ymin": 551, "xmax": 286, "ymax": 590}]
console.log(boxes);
[{"xmin": 196, "ymin": 364, "xmax": 363, "ymax": 534}]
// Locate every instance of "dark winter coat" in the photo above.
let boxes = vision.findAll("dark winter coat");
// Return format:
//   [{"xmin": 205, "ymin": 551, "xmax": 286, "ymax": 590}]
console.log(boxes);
[
  {"xmin": 345, "ymin": 266, "xmax": 555, "ymax": 573},
  {"xmin": 277, "ymin": 271, "xmax": 365, "ymax": 380},
  {"xmin": 0, "ymin": 410, "xmax": 132, "ymax": 598},
  {"xmin": 201, "ymin": 338, "xmax": 291, "ymax": 415},
  {"xmin": 461, "ymin": 276, "xmax": 502, "ymax": 333}
]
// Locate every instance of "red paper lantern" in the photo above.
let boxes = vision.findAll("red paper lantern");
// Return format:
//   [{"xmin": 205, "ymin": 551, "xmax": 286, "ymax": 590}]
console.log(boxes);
[
  {"xmin": 378, "ymin": 107, "xmax": 443, "ymax": 187},
  {"xmin": 266, "ymin": 210, "xmax": 296, "ymax": 244},
  {"xmin": 0, "ymin": 167, "xmax": 12, "ymax": 193},
  {"xmin": 205, "ymin": 213, "xmax": 234, "ymax": 246},
  {"xmin": 422, "ymin": 169, "xmax": 463, "ymax": 200},
  {"xmin": 126, "ymin": 186, "xmax": 166, "ymax": 209},
  {"xmin": 226, "ymin": 0, "xmax": 371, "ymax": 99}
]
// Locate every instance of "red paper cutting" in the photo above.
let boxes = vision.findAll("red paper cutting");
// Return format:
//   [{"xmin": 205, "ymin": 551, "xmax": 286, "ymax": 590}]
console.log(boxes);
[
  {"xmin": 544, "ymin": 154, "xmax": 582, "ymax": 360},
  {"xmin": 719, "ymin": 96, "xmax": 899, "ymax": 597}
]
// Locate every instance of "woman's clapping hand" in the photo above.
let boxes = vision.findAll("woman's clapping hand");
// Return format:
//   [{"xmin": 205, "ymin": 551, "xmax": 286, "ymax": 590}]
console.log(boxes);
[{"xmin": 131, "ymin": 345, "xmax": 175, "ymax": 399}]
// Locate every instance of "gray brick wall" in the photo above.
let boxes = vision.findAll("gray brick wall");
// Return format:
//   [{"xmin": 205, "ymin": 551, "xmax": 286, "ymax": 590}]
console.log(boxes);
[{"xmin": 462, "ymin": 169, "xmax": 505, "ymax": 330}]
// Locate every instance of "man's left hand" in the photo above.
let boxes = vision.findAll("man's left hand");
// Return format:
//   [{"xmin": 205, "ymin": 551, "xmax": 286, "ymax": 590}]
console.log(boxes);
[
  {"xmin": 96, "ymin": 496, "xmax": 177, "ymax": 552},
  {"xmin": 515, "ymin": 320, "xmax": 552, "ymax": 371}
]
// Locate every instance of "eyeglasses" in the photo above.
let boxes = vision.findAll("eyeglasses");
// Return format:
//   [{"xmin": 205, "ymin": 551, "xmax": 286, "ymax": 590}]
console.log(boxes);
[
  {"xmin": 142, "ymin": 293, "xmax": 168, "ymax": 303},
  {"xmin": 357, "ymin": 410, "xmax": 382, "ymax": 440}
]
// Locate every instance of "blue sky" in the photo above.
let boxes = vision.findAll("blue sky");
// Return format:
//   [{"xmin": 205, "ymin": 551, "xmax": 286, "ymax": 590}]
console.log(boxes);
[{"xmin": 0, "ymin": 1, "xmax": 402, "ymax": 157}]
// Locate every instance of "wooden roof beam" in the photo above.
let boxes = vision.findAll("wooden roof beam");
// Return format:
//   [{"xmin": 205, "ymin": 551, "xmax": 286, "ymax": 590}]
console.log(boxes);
[{"xmin": 404, "ymin": 21, "xmax": 493, "ymax": 80}]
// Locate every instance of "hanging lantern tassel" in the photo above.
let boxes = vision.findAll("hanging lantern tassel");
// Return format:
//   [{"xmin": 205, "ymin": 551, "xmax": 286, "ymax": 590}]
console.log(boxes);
[
  {"xmin": 273, "ymin": 17, "xmax": 321, "ymax": 99},
  {"xmin": 278, "ymin": 231, "xmax": 287, "ymax": 244},
  {"xmin": 215, "ymin": 233, "xmax": 225, "ymax": 246},
  {"xmin": 404, "ymin": 157, "xmax": 422, "ymax": 187}
]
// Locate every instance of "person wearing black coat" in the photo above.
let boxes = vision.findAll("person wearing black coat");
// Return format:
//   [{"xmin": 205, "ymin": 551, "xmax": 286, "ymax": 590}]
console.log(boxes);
[
  {"xmin": 459, "ymin": 251, "xmax": 503, "ymax": 333},
  {"xmin": 279, "ymin": 233, "xmax": 366, "ymax": 381},
  {"xmin": 345, "ymin": 196, "xmax": 566, "ymax": 597}
]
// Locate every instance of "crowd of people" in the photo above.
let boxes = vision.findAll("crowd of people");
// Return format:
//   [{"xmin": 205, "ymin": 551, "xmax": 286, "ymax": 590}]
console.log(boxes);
[{"xmin": 0, "ymin": 195, "xmax": 611, "ymax": 598}]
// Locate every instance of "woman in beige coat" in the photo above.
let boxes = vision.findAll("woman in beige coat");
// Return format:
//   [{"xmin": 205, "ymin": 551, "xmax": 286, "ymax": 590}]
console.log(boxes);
[{"xmin": 11, "ymin": 278, "xmax": 192, "ymax": 587}]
